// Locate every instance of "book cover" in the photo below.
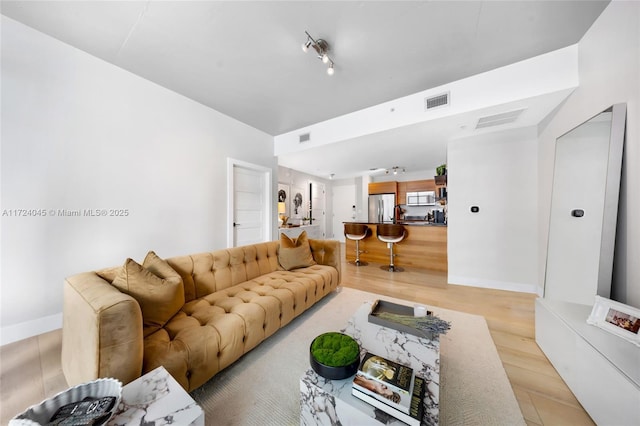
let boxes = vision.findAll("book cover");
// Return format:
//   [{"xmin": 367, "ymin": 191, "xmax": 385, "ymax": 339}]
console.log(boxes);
[
  {"xmin": 352, "ymin": 374, "xmax": 426, "ymax": 426},
  {"xmin": 353, "ymin": 352, "xmax": 414, "ymax": 414},
  {"xmin": 359, "ymin": 352, "xmax": 413, "ymax": 391}
]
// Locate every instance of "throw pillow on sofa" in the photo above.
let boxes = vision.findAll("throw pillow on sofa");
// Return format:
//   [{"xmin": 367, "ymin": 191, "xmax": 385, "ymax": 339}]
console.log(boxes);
[
  {"xmin": 112, "ymin": 255, "xmax": 184, "ymax": 337},
  {"xmin": 143, "ymin": 250, "xmax": 183, "ymax": 285},
  {"xmin": 278, "ymin": 230, "xmax": 317, "ymax": 271}
]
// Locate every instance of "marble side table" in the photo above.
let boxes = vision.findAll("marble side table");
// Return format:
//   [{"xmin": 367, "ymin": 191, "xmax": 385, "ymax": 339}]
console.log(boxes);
[
  {"xmin": 108, "ymin": 366, "xmax": 204, "ymax": 426},
  {"xmin": 300, "ymin": 301, "xmax": 440, "ymax": 425}
]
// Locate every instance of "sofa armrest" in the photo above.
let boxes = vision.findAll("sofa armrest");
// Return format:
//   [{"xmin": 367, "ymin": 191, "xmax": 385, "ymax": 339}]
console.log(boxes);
[
  {"xmin": 309, "ymin": 239, "xmax": 342, "ymax": 283},
  {"xmin": 62, "ymin": 272, "xmax": 143, "ymax": 386}
]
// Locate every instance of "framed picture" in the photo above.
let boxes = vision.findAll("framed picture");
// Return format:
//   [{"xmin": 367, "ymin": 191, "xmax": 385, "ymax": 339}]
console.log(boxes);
[
  {"xmin": 291, "ymin": 185, "xmax": 305, "ymax": 218},
  {"xmin": 278, "ymin": 183, "xmax": 290, "ymax": 217},
  {"xmin": 587, "ymin": 295, "xmax": 640, "ymax": 346}
]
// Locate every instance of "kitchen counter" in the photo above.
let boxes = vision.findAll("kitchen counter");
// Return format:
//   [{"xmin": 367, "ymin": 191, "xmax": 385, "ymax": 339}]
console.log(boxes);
[
  {"xmin": 343, "ymin": 221, "xmax": 447, "ymax": 271},
  {"xmin": 397, "ymin": 221, "xmax": 447, "ymax": 226}
]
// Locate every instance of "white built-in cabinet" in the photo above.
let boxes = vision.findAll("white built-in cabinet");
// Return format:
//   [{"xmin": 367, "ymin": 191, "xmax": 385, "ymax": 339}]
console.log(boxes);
[{"xmin": 536, "ymin": 298, "xmax": 640, "ymax": 425}]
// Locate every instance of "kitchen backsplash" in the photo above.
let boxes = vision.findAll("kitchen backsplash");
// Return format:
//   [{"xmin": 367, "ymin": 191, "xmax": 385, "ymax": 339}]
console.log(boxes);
[{"xmin": 401, "ymin": 205, "xmax": 443, "ymax": 219}]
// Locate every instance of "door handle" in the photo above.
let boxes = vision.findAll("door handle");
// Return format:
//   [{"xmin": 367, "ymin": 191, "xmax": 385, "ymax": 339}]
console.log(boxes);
[{"xmin": 233, "ymin": 222, "xmax": 241, "ymax": 227}]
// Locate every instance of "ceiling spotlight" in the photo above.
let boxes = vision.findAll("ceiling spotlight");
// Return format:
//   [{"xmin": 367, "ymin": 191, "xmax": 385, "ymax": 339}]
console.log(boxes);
[
  {"xmin": 327, "ymin": 62, "xmax": 334, "ymax": 75},
  {"xmin": 302, "ymin": 39, "xmax": 312, "ymax": 52},
  {"xmin": 302, "ymin": 31, "xmax": 335, "ymax": 76}
]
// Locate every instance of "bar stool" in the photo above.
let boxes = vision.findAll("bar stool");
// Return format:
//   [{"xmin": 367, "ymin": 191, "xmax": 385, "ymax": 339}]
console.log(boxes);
[
  {"xmin": 344, "ymin": 223, "xmax": 371, "ymax": 266},
  {"xmin": 376, "ymin": 224, "xmax": 406, "ymax": 272}
]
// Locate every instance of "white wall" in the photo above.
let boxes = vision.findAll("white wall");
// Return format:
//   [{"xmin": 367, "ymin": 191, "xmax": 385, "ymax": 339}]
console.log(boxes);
[
  {"xmin": 448, "ymin": 127, "xmax": 538, "ymax": 293},
  {"xmin": 538, "ymin": 1, "xmax": 640, "ymax": 306},
  {"xmin": 0, "ymin": 17, "xmax": 275, "ymax": 344}
]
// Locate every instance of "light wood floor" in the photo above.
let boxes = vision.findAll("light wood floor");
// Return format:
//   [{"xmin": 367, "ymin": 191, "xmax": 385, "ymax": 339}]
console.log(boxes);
[
  {"xmin": 340, "ymin": 258, "xmax": 595, "ymax": 426},
  {"xmin": 0, "ymin": 254, "xmax": 595, "ymax": 425}
]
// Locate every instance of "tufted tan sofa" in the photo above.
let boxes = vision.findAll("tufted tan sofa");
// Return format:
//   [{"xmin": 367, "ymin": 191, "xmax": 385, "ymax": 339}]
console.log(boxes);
[{"xmin": 61, "ymin": 238, "xmax": 340, "ymax": 392}]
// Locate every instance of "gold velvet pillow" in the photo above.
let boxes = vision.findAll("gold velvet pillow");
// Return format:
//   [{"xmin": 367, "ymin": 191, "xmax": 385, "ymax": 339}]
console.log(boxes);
[
  {"xmin": 278, "ymin": 230, "xmax": 317, "ymax": 271},
  {"xmin": 143, "ymin": 251, "xmax": 182, "ymax": 284},
  {"xmin": 112, "ymin": 254, "xmax": 184, "ymax": 337}
]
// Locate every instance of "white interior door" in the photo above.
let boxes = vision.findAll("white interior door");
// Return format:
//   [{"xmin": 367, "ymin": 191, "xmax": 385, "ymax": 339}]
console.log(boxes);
[
  {"xmin": 310, "ymin": 182, "xmax": 326, "ymax": 238},
  {"xmin": 228, "ymin": 159, "xmax": 272, "ymax": 247},
  {"xmin": 332, "ymin": 184, "xmax": 356, "ymax": 242}
]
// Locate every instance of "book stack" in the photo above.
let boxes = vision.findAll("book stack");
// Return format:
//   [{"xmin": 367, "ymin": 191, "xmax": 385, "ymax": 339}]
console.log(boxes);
[{"xmin": 351, "ymin": 352, "xmax": 425, "ymax": 425}]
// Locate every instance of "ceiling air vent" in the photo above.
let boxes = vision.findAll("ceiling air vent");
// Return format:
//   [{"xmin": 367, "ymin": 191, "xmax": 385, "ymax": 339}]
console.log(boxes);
[
  {"xmin": 425, "ymin": 92, "xmax": 450, "ymax": 111},
  {"xmin": 299, "ymin": 133, "xmax": 311, "ymax": 143},
  {"xmin": 476, "ymin": 109, "xmax": 525, "ymax": 129}
]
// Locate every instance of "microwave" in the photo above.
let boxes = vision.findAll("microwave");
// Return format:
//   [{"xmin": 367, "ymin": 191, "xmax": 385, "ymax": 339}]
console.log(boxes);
[{"xmin": 406, "ymin": 191, "xmax": 436, "ymax": 206}]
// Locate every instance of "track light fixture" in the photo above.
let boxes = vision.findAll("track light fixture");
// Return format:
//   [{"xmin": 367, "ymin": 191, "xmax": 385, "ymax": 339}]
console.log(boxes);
[
  {"xmin": 302, "ymin": 31, "xmax": 335, "ymax": 76},
  {"xmin": 385, "ymin": 166, "xmax": 406, "ymax": 175}
]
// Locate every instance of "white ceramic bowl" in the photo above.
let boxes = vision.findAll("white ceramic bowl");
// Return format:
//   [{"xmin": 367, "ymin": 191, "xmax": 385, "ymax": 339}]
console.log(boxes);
[{"xmin": 10, "ymin": 377, "xmax": 122, "ymax": 425}]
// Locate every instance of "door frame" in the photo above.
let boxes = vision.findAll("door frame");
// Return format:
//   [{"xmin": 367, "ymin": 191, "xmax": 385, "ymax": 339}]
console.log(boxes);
[{"xmin": 227, "ymin": 158, "xmax": 273, "ymax": 247}]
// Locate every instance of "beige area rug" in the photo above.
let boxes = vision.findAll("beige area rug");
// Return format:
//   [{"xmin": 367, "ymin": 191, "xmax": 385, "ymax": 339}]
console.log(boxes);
[{"xmin": 191, "ymin": 287, "xmax": 525, "ymax": 426}]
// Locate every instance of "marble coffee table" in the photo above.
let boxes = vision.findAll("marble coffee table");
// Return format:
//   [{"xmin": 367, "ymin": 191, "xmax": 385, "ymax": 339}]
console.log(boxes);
[
  {"xmin": 300, "ymin": 301, "xmax": 440, "ymax": 425},
  {"xmin": 108, "ymin": 366, "xmax": 203, "ymax": 425}
]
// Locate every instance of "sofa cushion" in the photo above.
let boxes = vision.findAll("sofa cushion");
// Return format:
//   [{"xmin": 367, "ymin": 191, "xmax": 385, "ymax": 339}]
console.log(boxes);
[
  {"xmin": 112, "ymin": 257, "xmax": 184, "ymax": 337},
  {"xmin": 278, "ymin": 230, "xmax": 317, "ymax": 271}
]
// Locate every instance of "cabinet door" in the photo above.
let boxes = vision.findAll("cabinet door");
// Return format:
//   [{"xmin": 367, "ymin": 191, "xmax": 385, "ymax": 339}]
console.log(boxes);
[
  {"xmin": 406, "ymin": 179, "xmax": 435, "ymax": 192},
  {"xmin": 368, "ymin": 182, "xmax": 397, "ymax": 195},
  {"xmin": 397, "ymin": 182, "xmax": 407, "ymax": 204}
]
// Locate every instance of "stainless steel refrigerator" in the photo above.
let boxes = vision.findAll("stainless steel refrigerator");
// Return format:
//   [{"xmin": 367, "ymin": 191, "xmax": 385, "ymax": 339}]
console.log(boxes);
[{"xmin": 368, "ymin": 193, "xmax": 396, "ymax": 223}]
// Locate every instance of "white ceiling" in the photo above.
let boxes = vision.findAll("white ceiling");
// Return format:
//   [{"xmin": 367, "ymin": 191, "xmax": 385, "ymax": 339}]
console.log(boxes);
[{"xmin": 1, "ymin": 1, "xmax": 609, "ymax": 178}]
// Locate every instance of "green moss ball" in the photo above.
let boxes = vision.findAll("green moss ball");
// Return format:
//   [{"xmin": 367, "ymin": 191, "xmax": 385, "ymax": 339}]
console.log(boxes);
[{"xmin": 311, "ymin": 332, "xmax": 359, "ymax": 367}]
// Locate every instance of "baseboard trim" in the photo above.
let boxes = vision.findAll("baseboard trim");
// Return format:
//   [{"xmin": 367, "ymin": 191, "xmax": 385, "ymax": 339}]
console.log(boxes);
[
  {"xmin": 1, "ymin": 313, "xmax": 62, "ymax": 346},
  {"xmin": 448, "ymin": 275, "xmax": 537, "ymax": 294}
]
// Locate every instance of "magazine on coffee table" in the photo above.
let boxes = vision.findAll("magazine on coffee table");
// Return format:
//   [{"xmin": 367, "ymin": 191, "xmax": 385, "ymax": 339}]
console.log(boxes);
[
  {"xmin": 352, "ymin": 352, "xmax": 414, "ymax": 414},
  {"xmin": 352, "ymin": 372, "xmax": 426, "ymax": 426}
]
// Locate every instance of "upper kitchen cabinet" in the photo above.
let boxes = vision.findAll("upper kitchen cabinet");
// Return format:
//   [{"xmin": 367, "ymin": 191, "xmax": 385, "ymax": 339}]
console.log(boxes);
[
  {"xmin": 397, "ymin": 180, "xmax": 436, "ymax": 204},
  {"xmin": 368, "ymin": 181, "xmax": 398, "ymax": 195},
  {"xmin": 406, "ymin": 179, "xmax": 436, "ymax": 192},
  {"xmin": 371, "ymin": 179, "xmax": 442, "ymax": 204}
]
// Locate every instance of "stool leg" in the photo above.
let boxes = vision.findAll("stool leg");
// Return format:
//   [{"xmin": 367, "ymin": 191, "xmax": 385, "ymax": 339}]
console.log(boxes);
[
  {"xmin": 353, "ymin": 239, "xmax": 368, "ymax": 266},
  {"xmin": 379, "ymin": 241, "xmax": 403, "ymax": 272}
]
